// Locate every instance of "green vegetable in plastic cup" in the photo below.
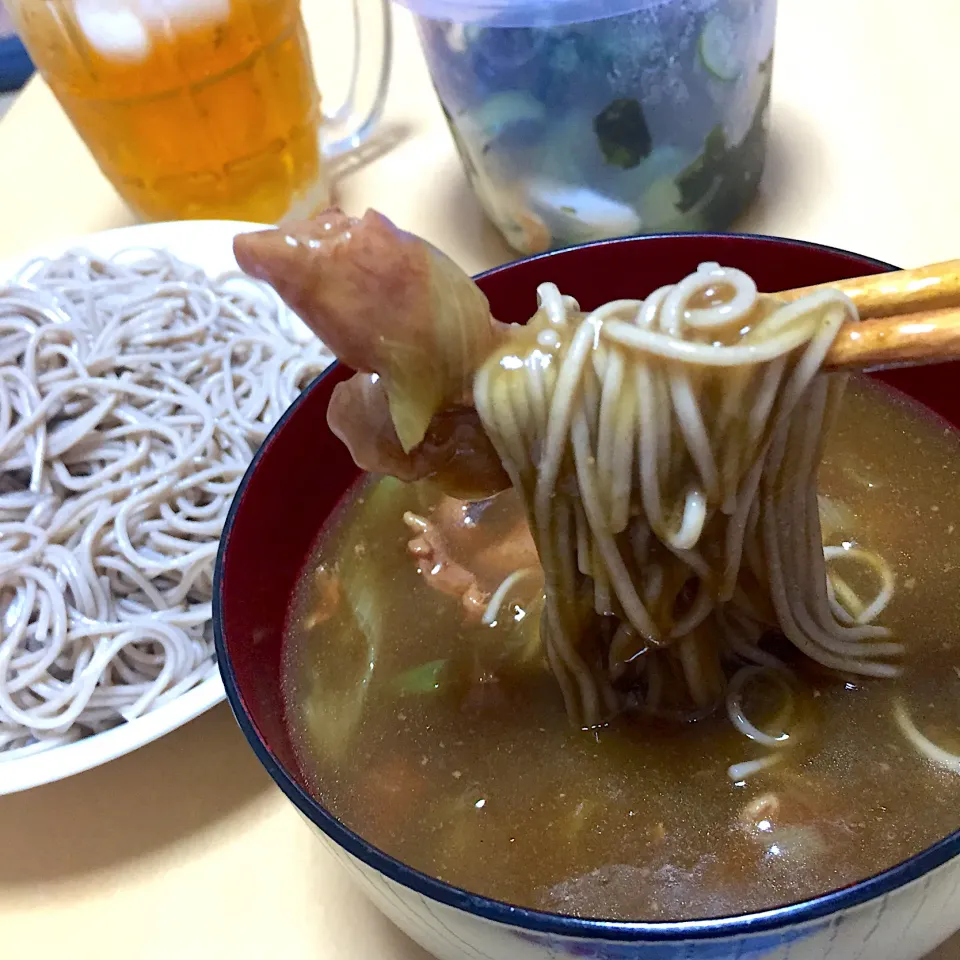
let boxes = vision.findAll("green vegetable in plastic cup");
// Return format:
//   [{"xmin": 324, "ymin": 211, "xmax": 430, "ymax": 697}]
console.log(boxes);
[{"xmin": 397, "ymin": 0, "xmax": 778, "ymax": 253}]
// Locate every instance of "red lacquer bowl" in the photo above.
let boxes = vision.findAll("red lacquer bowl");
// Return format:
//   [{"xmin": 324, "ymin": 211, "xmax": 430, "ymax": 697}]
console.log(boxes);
[{"xmin": 214, "ymin": 234, "xmax": 960, "ymax": 960}]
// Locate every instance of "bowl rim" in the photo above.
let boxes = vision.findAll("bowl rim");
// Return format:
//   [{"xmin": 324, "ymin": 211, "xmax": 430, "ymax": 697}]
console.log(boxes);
[{"xmin": 214, "ymin": 231, "xmax": 960, "ymax": 942}]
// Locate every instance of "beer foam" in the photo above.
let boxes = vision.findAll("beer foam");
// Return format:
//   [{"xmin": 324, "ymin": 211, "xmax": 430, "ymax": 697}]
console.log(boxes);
[
  {"xmin": 143, "ymin": 0, "xmax": 232, "ymax": 27},
  {"xmin": 73, "ymin": 0, "xmax": 232, "ymax": 60},
  {"xmin": 74, "ymin": 0, "xmax": 150, "ymax": 60}
]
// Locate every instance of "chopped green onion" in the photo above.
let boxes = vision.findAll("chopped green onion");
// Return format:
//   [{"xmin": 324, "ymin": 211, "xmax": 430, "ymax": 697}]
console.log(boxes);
[{"xmin": 394, "ymin": 659, "xmax": 449, "ymax": 695}]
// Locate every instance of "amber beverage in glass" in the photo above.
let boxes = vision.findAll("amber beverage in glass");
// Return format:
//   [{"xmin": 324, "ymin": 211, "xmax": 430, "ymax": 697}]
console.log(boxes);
[{"xmin": 8, "ymin": 0, "xmax": 390, "ymax": 223}]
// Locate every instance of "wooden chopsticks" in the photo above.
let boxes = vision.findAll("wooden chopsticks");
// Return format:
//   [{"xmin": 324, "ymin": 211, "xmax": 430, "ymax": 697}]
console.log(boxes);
[{"xmin": 775, "ymin": 259, "xmax": 960, "ymax": 371}]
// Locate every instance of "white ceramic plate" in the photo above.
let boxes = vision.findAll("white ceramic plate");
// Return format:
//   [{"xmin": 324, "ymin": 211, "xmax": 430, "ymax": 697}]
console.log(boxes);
[{"xmin": 0, "ymin": 219, "xmax": 314, "ymax": 796}]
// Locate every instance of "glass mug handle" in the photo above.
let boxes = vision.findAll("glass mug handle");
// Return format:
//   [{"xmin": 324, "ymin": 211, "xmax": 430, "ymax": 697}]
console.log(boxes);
[{"xmin": 321, "ymin": 0, "xmax": 393, "ymax": 159}]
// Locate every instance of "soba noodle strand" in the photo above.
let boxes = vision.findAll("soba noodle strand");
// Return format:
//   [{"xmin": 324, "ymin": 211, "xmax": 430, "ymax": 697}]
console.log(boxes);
[
  {"xmin": 473, "ymin": 263, "xmax": 899, "ymax": 752},
  {"xmin": 0, "ymin": 249, "xmax": 332, "ymax": 758}
]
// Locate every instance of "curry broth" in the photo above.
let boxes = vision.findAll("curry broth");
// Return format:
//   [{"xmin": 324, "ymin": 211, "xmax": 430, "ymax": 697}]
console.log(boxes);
[{"xmin": 283, "ymin": 377, "xmax": 960, "ymax": 921}]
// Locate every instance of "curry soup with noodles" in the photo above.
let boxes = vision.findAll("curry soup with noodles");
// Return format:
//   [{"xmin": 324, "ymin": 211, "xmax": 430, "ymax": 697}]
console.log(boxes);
[{"xmin": 282, "ymin": 377, "xmax": 960, "ymax": 921}]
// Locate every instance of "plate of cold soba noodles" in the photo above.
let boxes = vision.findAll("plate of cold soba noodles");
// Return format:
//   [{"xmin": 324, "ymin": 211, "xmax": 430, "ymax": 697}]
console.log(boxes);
[
  {"xmin": 0, "ymin": 220, "xmax": 333, "ymax": 795},
  {"xmin": 216, "ymin": 212, "xmax": 960, "ymax": 959}
]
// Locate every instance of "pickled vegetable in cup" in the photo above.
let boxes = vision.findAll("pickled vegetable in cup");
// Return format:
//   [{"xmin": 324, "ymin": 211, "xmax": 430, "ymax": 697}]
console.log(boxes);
[{"xmin": 398, "ymin": 0, "xmax": 776, "ymax": 254}]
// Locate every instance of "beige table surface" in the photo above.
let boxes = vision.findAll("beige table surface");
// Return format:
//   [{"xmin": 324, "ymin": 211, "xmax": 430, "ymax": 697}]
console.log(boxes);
[{"xmin": 0, "ymin": 1, "xmax": 958, "ymax": 958}]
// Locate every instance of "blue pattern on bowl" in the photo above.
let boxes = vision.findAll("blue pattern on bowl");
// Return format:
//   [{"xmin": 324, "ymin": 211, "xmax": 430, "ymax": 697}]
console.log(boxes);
[
  {"xmin": 513, "ymin": 924, "xmax": 825, "ymax": 959},
  {"xmin": 296, "ymin": 809, "xmax": 960, "ymax": 960}
]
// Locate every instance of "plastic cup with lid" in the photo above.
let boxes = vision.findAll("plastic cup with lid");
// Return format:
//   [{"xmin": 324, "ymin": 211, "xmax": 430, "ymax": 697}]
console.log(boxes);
[{"xmin": 394, "ymin": 0, "xmax": 777, "ymax": 254}]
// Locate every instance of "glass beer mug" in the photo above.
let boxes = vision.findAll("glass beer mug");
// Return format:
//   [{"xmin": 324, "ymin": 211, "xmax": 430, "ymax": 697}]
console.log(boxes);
[{"xmin": 7, "ymin": 0, "xmax": 391, "ymax": 223}]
